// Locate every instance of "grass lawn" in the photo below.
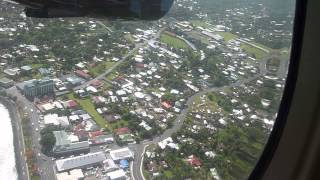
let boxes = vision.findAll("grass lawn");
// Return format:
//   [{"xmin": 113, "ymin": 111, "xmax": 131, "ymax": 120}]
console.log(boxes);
[
  {"xmin": 186, "ymin": 31, "xmax": 210, "ymax": 44},
  {"xmin": 110, "ymin": 119, "xmax": 129, "ymax": 129},
  {"xmin": 190, "ymin": 20, "xmax": 211, "ymax": 28},
  {"xmin": 67, "ymin": 93, "xmax": 108, "ymax": 129},
  {"xmin": 89, "ymin": 61, "xmax": 115, "ymax": 77},
  {"xmin": 106, "ymin": 72, "xmax": 117, "ymax": 81},
  {"xmin": 160, "ymin": 33, "xmax": 189, "ymax": 50},
  {"xmin": 240, "ymin": 44, "xmax": 267, "ymax": 60},
  {"xmin": 31, "ymin": 63, "xmax": 43, "ymax": 69},
  {"xmin": 251, "ymin": 42, "xmax": 273, "ymax": 52},
  {"xmin": 217, "ymin": 32, "xmax": 239, "ymax": 42},
  {"xmin": 31, "ymin": 176, "xmax": 40, "ymax": 180}
]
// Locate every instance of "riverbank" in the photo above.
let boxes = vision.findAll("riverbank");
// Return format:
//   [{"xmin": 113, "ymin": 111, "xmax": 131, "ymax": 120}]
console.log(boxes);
[{"xmin": 0, "ymin": 96, "xmax": 29, "ymax": 180}]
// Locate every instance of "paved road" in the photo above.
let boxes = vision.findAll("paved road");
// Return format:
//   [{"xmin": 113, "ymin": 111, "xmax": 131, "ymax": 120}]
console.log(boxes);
[
  {"xmin": 1, "ymin": 97, "xmax": 30, "ymax": 180},
  {"xmin": 96, "ymin": 21, "xmax": 113, "ymax": 33},
  {"xmin": 8, "ymin": 87, "xmax": 57, "ymax": 180}
]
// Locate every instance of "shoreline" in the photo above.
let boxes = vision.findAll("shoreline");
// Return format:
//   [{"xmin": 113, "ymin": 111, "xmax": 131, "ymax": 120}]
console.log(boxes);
[{"xmin": 0, "ymin": 96, "xmax": 28, "ymax": 180}]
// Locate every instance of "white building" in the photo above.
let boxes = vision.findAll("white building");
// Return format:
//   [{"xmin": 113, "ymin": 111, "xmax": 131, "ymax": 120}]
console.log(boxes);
[
  {"xmin": 55, "ymin": 152, "xmax": 106, "ymax": 172},
  {"xmin": 44, "ymin": 114, "xmax": 70, "ymax": 127},
  {"xmin": 109, "ymin": 147, "xmax": 134, "ymax": 162},
  {"xmin": 56, "ymin": 169, "xmax": 84, "ymax": 180},
  {"xmin": 106, "ymin": 169, "xmax": 126, "ymax": 180}
]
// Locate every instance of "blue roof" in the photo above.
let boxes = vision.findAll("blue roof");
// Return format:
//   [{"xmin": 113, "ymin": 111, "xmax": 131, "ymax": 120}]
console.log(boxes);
[{"xmin": 119, "ymin": 159, "xmax": 129, "ymax": 169}]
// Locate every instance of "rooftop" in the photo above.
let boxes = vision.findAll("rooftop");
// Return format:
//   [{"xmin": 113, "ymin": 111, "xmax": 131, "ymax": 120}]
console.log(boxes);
[
  {"xmin": 109, "ymin": 147, "xmax": 134, "ymax": 161},
  {"xmin": 55, "ymin": 152, "xmax": 106, "ymax": 172}
]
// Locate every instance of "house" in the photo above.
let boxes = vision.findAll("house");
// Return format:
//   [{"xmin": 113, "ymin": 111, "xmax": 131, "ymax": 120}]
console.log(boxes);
[
  {"xmin": 161, "ymin": 101, "xmax": 172, "ymax": 109},
  {"xmin": 66, "ymin": 76, "xmax": 84, "ymax": 87},
  {"xmin": 86, "ymin": 86, "xmax": 98, "ymax": 93},
  {"xmin": 75, "ymin": 70, "xmax": 91, "ymax": 80},
  {"xmin": 186, "ymin": 155, "xmax": 201, "ymax": 167},
  {"xmin": 90, "ymin": 79, "xmax": 103, "ymax": 88},
  {"xmin": 64, "ymin": 100, "xmax": 78, "ymax": 109},
  {"xmin": 20, "ymin": 65, "xmax": 32, "ymax": 74},
  {"xmin": 69, "ymin": 115, "xmax": 80, "ymax": 122},
  {"xmin": 43, "ymin": 114, "xmax": 70, "ymax": 127},
  {"xmin": 91, "ymin": 96, "xmax": 106, "ymax": 105},
  {"xmin": 90, "ymin": 135, "xmax": 114, "ymax": 145},
  {"xmin": 55, "ymin": 152, "xmax": 106, "ymax": 172},
  {"xmin": 75, "ymin": 89, "xmax": 89, "ymax": 98},
  {"xmin": 158, "ymin": 137, "xmax": 179, "ymax": 150},
  {"xmin": 146, "ymin": 161, "xmax": 158, "ymax": 173},
  {"xmin": 210, "ymin": 168, "xmax": 221, "ymax": 180},
  {"xmin": 114, "ymin": 127, "xmax": 131, "ymax": 135},
  {"xmin": 139, "ymin": 121, "xmax": 152, "ymax": 131},
  {"xmin": 88, "ymin": 131, "xmax": 104, "ymax": 138},
  {"xmin": 0, "ymin": 77, "xmax": 14, "ymax": 88},
  {"xmin": 4, "ymin": 68, "xmax": 20, "ymax": 77},
  {"xmin": 38, "ymin": 68, "xmax": 51, "ymax": 76}
]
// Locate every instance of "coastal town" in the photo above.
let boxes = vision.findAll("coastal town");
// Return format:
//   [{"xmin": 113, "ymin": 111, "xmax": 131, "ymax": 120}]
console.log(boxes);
[{"xmin": 0, "ymin": 0, "xmax": 294, "ymax": 180}]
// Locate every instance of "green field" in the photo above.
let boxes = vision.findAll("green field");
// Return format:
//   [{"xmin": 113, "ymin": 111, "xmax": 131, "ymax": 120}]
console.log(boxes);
[
  {"xmin": 110, "ymin": 119, "xmax": 129, "ymax": 129},
  {"xmin": 240, "ymin": 44, "xmax": 267, "ymax": 60},
  {"xmin": 106, "ymin": 71, "xmax": 118, "ymax": 81},
  {"xmin": 89, "ymin": 61, "xmax": 115, "ymax": 77},
  {"xmin": 160, "ymin": 33, "xmax": 189, "ymax": 49},
  {"xmin": 31, "ymin": 176, "xmax": 40, "ymax": 180},
  {"xmin": 67, "ymin": 93, "xmax": 108, "ymax": 129},
  {"xmin": 190, "ymin": 20, "xmax": 211, "ymax": 28},
  {"xmin": 251, "ymin": 42, "xmax": 273, "ymax": 52},
  {"xmin": 217, "ymin": 32, "xmax": 239, "ymax": 42},
  {"xmin": 186, "ymin": 31, "xmax": 210, "ymax": 44}
]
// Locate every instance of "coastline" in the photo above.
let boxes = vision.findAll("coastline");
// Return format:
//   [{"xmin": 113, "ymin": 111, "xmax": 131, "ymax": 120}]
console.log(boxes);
[{"xmin": 0, "ymin": 96, "xmax": 28, "ymax": 180}]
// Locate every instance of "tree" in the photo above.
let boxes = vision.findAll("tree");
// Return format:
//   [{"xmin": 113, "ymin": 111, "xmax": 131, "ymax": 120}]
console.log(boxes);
[
  {"xmin": 161, "ymin": 93, "xmax": 176, "ymax": 103},
  {"xmin": 40, "ymin": 132, "xmax": 56, "ymax": 154}
]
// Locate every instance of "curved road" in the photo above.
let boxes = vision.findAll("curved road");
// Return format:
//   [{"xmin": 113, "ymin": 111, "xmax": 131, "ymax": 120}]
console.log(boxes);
[{"xmin": 131, "ymin": 52, "xmax": 287, "ymax": 180}]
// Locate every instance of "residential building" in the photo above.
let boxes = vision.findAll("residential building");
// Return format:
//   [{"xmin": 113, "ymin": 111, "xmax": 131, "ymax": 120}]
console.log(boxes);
[
  {"xmin": 0, "ymin": 77, "xmax": 14, "ymax": 88},
  {"xmin": 53, "ymin": 131, "xmax": 90, "ymax": 157},
  {"xmin": 4, "ymin": 68, "xmax": 20, "ymax": 77}
]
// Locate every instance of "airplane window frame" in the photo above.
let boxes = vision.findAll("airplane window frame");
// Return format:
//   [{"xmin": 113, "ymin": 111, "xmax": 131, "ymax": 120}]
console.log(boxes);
[{"xmin": 248, "ymin": 0, "xmax": 315, "ymax": 179}]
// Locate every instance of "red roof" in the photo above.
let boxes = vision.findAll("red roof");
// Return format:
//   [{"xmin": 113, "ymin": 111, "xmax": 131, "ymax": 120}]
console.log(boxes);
[
  {"xmin": 161, "ymin": 101, "xmax": 172, "ymax": 109},
  {"xmin": 114, "ymin": 75, "xmax": 125, "ymax": 82},
  {"xmin": 114, "ymin": 127, "xmax": 131, "ymax": 135},
  {"xmin": 187, "ymin": 155, "xmax": 201, "ymax": 167},
  {"xmin": 67, "ymin": 100, "xmax": 77, "ymax": 108},
  {"xmin": 73, "ymin": 123, "xmax": 84, "ymax": 131},
  {"xmin": 89, "ymin": 131, "xmax": 104, "ymax": 138},
  {"xmin": 135, "ymin": 63, "xmax": 145, "ymax": 69},
  {"xmin": 74, "ymin": 130, "xmax": 89, "ymax": 138},
  {"xmin": 91, "ymin": 80, "xmax": 103, "ymax": 88},
  {"xmin": 89, "ymin": 63, "xmax": 96, "ymax": 67},
  {"xmin": 75, "ymin": 70, "xmax": 91, "ymax": 79}
]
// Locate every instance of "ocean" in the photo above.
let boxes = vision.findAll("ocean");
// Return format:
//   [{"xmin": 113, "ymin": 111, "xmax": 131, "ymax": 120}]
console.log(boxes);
[{"xmin": 0, "ymin": 103, "xmax": 18, "ymax": 180}]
